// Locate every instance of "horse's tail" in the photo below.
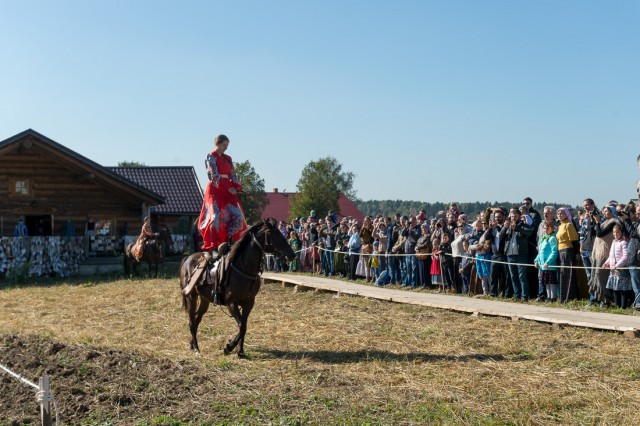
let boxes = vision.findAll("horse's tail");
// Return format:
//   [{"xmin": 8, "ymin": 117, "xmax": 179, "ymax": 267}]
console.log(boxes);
[
  {"xmin": 179, "ymin": 255, "xmax": 189, "ymax": 311},
  {"xmin": 124, "ymin": 244, "xmax": 130, "ymax": 275}
]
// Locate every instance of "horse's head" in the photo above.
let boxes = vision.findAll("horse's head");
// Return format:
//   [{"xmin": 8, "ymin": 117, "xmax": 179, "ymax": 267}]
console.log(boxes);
[
  {"xmin": 158, "ymin": 226, "xmax": 174, "ymax": 254},
  {"xmin": 259, "ymin": 218, "xmax": 295, "ymax": 262}
]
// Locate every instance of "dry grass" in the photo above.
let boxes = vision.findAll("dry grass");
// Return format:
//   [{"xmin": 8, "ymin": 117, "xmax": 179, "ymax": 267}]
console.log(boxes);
[{"xmin": 1, "ymin": 276, "xmax": 640, "ymax": 425}]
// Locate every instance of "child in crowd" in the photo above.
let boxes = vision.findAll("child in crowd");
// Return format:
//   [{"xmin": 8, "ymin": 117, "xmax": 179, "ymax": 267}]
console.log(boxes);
[
  {"xmin": 458, "ymin": 239, "xmax": 474, "ymax": 295},
  {"xmin": 439, "ymin": 232, "xmax": 455, "ymax": 292},
  {"xmin": 369, "ymin": 241, "xmax": 380, "ymax": 282},
  {"xmin": 288, "ymin": 231, "xmax": 302, "ymax": 272},
  {"xmin": 430, "ymin": 238, "xmax": 443, "ymax": 292},
  {"xmin": 604, "ymin": 224, "xmax": 632, "ymax": 309},
  {"xmin": 476, "ymin": 240, "xmax": 492, "ymax": 295},
  {"xmin": 534, "ymin": 222, "xmax": 559, "ymax": 302}
]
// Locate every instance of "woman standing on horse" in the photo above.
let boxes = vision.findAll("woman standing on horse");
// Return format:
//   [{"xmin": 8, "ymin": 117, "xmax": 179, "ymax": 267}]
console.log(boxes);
[{"xmin": 197, "ymin": 134, "xmax": 248, "ymax": 257}]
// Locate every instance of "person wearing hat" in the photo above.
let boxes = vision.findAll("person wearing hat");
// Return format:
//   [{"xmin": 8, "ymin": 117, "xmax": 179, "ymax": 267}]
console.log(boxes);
[
  {"xmin": 588, "ymin": 205, "xmax": 620, "ymax": 307},
  {"xmin": 14, "ymin": 217, "xmax": 28, "ymax": 237},
  {"xmin": 309, "ymin": 210, "xmax": 318, "ymax": 223},
  {"xmin": 197, "ymin": 134, "xmax": 247, "ymax": 257}
]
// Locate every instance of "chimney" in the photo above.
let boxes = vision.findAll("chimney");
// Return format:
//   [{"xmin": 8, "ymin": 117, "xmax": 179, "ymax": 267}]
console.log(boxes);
[{"xmin": 273, "ymin": 188, "xmax": 278, "ymax": 193}]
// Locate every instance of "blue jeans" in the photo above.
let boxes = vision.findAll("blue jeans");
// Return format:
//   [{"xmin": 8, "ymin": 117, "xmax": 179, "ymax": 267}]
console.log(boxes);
[
  {"xmin": 378, "ymin": 254, "xmax": 387, "ymax": 275},
  {"xmin": 580, "ymin": 250, "xmax": 593, "ymax": 280},
  {"xmin": 461, "ymin": 273, "xmax": 470, "ymax": 294},
  {"xmin": 537, "ymin": 269, "xmax": 545, "ymax": 299},
  {"xmin": 405, "ymin": 255, "xmax": 417, "ymax": 287},
  {"xmin": 507, "ymin": 254, "xmax": 529, "ymax": 300},
  {"xmin": 417, "ymin": 258, "xmax": 429, "ymax": 287},
  {"xmin": 399, "ymin": 256, "xmax": 408, "ymax": 285},
  {"xmin": 630, "ymin": 266, "xmax": 640, "ymax": 308},
  {"xmin": 323, "ymin": 249, "xmax": 334, "ymax": 276},
  {"xmin": 581, "ymin": 250, "xmax": 597, "ymax": 303},
  {"xmin": 387, "ymin": 255, "xmax": 400, "ymax": 284}
]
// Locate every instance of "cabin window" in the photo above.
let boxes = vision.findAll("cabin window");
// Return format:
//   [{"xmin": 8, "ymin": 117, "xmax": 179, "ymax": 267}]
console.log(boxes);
[
  {"xmin": 96, "ymin": 219, "xmax": 112, "ymax": 235},
  {"xmin": 11, "ymin": 179, "xmax": 30, "ymax": 196}
]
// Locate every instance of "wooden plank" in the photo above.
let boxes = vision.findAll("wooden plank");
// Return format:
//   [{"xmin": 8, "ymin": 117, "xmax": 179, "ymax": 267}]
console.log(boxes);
[{"xmin": 262, "ymin": 272, "xmax": 640, "ymax": 334}]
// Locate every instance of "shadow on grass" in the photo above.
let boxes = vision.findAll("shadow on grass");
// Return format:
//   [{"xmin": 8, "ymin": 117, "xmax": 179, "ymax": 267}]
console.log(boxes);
[{"xmin": 256, "ymin": 348, "xmax": 525, "ymax": 363}]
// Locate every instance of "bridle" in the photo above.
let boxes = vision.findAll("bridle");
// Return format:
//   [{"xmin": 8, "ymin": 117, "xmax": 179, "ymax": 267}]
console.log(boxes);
[{"xmin": 229, "ymin": 224, "xmax": 279, "ymax": 281}]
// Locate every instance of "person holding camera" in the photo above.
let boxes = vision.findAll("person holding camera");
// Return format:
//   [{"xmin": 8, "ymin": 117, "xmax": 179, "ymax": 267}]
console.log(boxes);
[
  {"xmin": 579, "ymin": 199, "xmax": 601, "ymax": 304},
  {"xmin": 500, "ymin": 207, "xmax": 534, "ymax": 302},
  {"xmin": 483, "ymin": 207, "xmax": 513, "ymax": 298}
]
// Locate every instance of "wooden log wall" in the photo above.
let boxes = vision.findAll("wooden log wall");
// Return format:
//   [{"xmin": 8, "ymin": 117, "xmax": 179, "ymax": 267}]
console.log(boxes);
[
  {"xmin": 1, "ymin": 140, "xmax": 142, "ymax": 237},
  {"xmin": 0, "ymin": 137, "xmax": 196, "ymax": 240}
]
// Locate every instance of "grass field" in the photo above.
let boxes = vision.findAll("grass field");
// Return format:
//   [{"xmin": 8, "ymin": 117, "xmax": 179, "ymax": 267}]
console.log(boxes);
[{"xmin": 1, "ymin": 274, "xmax": 640, "ymax": 425}]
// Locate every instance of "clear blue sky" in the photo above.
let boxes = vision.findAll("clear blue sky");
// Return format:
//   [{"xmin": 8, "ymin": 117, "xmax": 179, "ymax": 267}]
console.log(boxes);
[{"xmin": 1, "ymin": 1, "xmax": 638, "ymax": 208}]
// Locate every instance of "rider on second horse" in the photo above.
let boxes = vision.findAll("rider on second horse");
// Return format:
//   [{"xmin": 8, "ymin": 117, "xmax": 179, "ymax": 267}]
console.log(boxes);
[{"xmin": 132, "ymin": 216, "xmax": 155, "ymax": 262}]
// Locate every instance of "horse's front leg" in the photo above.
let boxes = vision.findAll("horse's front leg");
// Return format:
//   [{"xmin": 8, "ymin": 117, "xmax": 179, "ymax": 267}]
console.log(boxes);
[
  {"xmin": 223, "ymin": 302, "xmax": 243, "ymax": 356},
  {"xmin": 236, "ymin": 299, "xmax": 254, "ymax": 358}
]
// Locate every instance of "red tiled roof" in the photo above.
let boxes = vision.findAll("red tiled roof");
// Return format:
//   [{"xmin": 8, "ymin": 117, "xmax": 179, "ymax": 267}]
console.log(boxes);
[
  {"xmin": 108, "ymin": 167, "xmax": 203, "ymax": 215},
  {"xmin": 261, "ymin": 191, "xmax": 364, "ymax": 222}
]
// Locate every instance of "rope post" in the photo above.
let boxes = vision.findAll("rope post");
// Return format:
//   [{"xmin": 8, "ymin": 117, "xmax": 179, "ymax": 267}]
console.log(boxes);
[{"xmin": 39, "ymin": 375, "xmax": 52, "ymax": 426}]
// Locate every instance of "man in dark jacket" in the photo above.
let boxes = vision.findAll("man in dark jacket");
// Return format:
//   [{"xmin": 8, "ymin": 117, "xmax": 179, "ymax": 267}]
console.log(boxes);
[
  {"xmin": 579, "ymin": 198, "xmax": 600, "ymax": 305},
  {"xmin": 484, "ymin": 207, "xmax": 512, "ymax": 298},
  {"xmin": 501, "ymin": 207, "xmax": 534, "ymax": 302},
  {"xmin": 386, "ymin": 214, "xmax": 401, "ymax": 285}
]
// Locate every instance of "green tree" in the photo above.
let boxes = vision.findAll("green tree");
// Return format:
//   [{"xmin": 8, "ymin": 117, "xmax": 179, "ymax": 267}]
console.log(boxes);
[
  {"xmin": 234, "ymin": 160, "xmax": 268, "ymax": 225},
  {"xmin": 118, "ymin": 161, "xmax": 146, "ymax": 167},
  {"xmin": 289, "ymin": 157, "xmax": 356, "ymax": 220}
]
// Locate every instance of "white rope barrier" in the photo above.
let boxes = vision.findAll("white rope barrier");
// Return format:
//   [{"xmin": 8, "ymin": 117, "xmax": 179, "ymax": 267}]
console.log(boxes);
[
  {"xmin": 266, "ymin": 244, "xmax": 638, "ymax": 272},
  {"xmin": 0, "ymin": 363, "xmax": 38, "ymax": 389},
  {"xmin": 0, "ymin": 363, "xmax": 59, "ymax": 425}
]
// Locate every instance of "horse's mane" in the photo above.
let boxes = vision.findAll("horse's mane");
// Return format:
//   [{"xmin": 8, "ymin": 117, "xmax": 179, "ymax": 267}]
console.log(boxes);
[{"xmin": 227, "ymin": 220, "xmax": 268, "ymax": 263}]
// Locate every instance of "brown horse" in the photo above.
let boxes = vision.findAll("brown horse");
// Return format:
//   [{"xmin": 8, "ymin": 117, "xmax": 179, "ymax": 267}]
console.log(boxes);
[
  {"xmin": 179, "ymin": 219, "xmax": 295, "ymax": 357},
  {"xmin": 124, "ymin": 228, "xmax": 173, "ymax": 278}
]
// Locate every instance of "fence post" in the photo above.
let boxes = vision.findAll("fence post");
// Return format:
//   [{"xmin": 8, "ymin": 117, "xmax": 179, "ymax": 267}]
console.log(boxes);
[{"xmin": 39, "ymin": 376, "xmax": 52, "ymax": 426}]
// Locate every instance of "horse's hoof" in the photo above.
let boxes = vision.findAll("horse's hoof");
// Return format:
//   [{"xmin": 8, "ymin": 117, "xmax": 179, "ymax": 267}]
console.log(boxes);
[
  {"xmin": 237, "ymin": 352, "xmax": 246, "ymax": 359},
  {"xmin": 223, "ymin": 346, "xmax": 231, "ymax": 356}
]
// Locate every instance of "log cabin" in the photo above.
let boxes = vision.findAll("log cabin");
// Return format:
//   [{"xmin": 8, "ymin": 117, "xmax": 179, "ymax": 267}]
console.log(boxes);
[{"xmin": 0, "ymin": 129, "xmax": 202, "ymax": 239}]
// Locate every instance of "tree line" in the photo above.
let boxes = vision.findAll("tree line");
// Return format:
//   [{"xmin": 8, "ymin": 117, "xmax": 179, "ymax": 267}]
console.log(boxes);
[{"xmin": 121, "ymin": 158, "xmax": 576, "ymax": 225}]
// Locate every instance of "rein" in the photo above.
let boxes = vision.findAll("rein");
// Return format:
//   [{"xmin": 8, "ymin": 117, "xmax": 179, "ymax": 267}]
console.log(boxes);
[{"xmin": 228, "ymin": 227, "xmax": 271, "ymax": 281}]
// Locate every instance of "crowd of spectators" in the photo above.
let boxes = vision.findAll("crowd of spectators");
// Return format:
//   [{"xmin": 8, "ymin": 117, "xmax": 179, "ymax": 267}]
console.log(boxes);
[{"xmin": 265, "ymin": 199, "xmax": 640, "ymax": 311}]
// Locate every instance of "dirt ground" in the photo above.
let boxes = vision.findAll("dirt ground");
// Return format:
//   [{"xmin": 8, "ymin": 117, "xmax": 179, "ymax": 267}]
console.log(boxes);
[
  {"xmin": 2, "ymin": 277, "xmax": 640, "ymax": 425},
  {"xmin": 1, "ymin": 333, "xmax": 216, "ymax": 425}
]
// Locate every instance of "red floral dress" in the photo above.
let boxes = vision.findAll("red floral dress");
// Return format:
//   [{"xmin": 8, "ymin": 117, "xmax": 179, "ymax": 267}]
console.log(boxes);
[{"xmin": 197, "ymin": 151, "xmax": 247, "ymax": 251}]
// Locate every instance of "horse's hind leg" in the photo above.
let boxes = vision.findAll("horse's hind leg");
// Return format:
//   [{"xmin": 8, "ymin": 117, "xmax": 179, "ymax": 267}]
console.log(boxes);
[{"xmin": 190, "ymin": 295, "xmax": 210, "ymax": 353}]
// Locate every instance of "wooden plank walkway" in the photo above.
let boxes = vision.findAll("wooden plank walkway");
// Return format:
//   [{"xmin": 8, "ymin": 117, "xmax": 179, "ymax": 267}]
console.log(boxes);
[{"xmin": 262, "ymin": 272, "xmax": 640, "ymax": 337}]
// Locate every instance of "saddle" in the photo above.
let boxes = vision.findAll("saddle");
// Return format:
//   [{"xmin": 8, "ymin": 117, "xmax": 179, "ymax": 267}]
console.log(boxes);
[
  {"xmin": 132, "ymin": 234, "xmax": 159, "ymax": 262},
  {"xmin": 183, "ymin": 243, "xmax": 230, "ymax": 305}
]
